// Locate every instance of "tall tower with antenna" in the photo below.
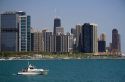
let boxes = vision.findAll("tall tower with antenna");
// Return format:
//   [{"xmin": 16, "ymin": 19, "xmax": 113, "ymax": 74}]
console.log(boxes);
[{"xmin": 53, "ymin": 9, "xmax": 61, "ymax": 35}]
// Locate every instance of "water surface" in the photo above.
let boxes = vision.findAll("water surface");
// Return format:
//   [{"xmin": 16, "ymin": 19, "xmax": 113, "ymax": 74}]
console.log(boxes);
[{"xmin": 0, "ymin": 59, "xmax": 125, "ymax": 82}]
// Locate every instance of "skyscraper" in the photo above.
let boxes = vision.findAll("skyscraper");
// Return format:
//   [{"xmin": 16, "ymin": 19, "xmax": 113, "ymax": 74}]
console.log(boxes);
[
  {"xmin": 42, "ymin": 29, "xmax": 48, "ymax": 52},
  {"xmin": 81, "ymin": 23, "xmax": 98, "ymax": 53},
  {"xmin": 76, "ymin": 24, "xmax": 82, "ymax": 51},
  {"xmin": 31, "ymin": 30, "xmax": 44, "ymax": 52},
  {"xmin": 55, "ymin": 27, "xmax": 64, "ymax": 34},
  {"xmin": 53, "ymin": 18, "xmax": 61, "ymax": 35},
  {"xmin": 100, "ymin": 33, "xmax": 106, "ymax": 41},
  {"xmin": 98, "ymin": 33, "xmax": 106, "ymax": 52},
  {"xmin": 50, "ymin": 33, "xmax": 73, "ymax": 53},
  {"xmin": 55, "ymin": 35, "xmax": 61, "ymax": 53},
  {"xmin": 0, "ymin": 12, "xmax": 19, "ymax": 51},
  {"xmin": 112, "ymin": 28, "xmax": 121, "ymax": 55},
  {"xmin": 53, "ymin": 17, "xmax": 62, "ymax": 53},
  {"xmin": 66, "ymin": 33, "xmax": 74, "ymax": 52},
  {"xmin": 0, "ymin": 11, "xmax": 31, "ymax": 52},
  {"xmin": 71, "ymin": 28, "xmax": 76, "ymax": 36},
  {"xmin": 42, "ymin": 30, "xmax": 52, "ymax": 52},
  {"xmin": 18, "ymin": 13, "xmax": 31, "ymax": 51},
  {"xmin": 91, "ymin": 23, "xmax": 98, "ymax": 53}
]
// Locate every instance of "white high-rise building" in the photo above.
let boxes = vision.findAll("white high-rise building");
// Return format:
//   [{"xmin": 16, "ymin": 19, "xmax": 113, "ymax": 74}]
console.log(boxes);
[{"xmin": 90, "ymin": 23, "xmax": 98, "ymax": 53}]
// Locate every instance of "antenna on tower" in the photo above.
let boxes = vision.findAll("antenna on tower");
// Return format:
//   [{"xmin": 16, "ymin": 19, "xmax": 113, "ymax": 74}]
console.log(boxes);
[{"xmin": 54, "ymin": 8, "xmax": 57, "ymax": 18}]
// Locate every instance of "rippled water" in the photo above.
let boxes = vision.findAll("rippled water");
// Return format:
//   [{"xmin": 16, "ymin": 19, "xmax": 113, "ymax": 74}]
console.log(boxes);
[{"xmin": 0, "ymin": 59, "xmax": 125, "ymax": 82}]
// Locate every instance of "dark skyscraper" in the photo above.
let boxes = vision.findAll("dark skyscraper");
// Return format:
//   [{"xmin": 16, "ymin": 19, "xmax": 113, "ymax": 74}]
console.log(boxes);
[
  {"xmin": 81, "ymin": 23, "xmax": 98, "ymax": 53},
  {"xmin": 0, "ymin": 11, "xmax": 31, "ymax": 52},
  {"xmin": 53, "ymin": 17, "xmax": 61, "ymax": 52},
  {"xmin": 71, "ymin": 28, "xmax": 76, "ymax": 35},
  {"xmin": 98, "ymin": 33, "xmax": 106, "ymax": 52},
  {"xmin": 81, "ymin": 23, "xmax": 93, "ymax": 53},
  {"xmin": 98, "ymin": 41, "xmax": 106, "ymax": 52},
  {"xmin": 53, "ymin": 18, "xmax": 61, "ymax": 34},
  {"xmin": 0, "ymin": 12, "xmax": 19, "ymax": 51},
  {"xmin": 112, "ymin": 28, "xmax": 121, "ymax": 55}
]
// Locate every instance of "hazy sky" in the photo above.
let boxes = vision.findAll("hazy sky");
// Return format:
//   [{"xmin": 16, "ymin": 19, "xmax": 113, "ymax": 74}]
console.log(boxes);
[{"xmin": 0, "ymin": 0, "xmax": 125, "ymax": 52}]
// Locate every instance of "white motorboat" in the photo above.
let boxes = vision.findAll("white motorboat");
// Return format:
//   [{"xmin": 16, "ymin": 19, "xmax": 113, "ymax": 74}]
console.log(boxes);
[{"xmin": 18, "ymin": 63, "xmax": 48, "ymax": 75}]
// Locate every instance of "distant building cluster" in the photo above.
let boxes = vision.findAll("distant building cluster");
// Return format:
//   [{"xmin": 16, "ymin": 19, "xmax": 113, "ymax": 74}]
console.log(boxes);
[{"xmin": 0, "ymin": 11, "xmax": 121, "ymax": 55}]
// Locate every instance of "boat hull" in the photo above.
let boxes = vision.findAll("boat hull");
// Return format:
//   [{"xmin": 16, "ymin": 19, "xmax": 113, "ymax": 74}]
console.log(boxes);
[{"xmin": 18, "ymin": 70, "xmax": 48, "ymax": 75}]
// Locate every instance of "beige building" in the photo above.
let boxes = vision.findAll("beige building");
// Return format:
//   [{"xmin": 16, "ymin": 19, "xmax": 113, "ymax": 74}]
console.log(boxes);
[
  {"xmin": 90, "ymin": 23, "xmax": 98, "ymax": 54},
  {"xmin": 31, "ymin": 30, "xmax": 44, "ymax": 52},
  {"xmin": 50, "ymin": 33, "xmax": 73, "ymax": 53}
]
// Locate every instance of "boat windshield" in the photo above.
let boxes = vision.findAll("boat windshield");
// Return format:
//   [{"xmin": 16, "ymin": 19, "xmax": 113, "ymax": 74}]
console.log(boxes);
[
  {"xmin": 30, "ymin": 67, "xmax": 34, "ymax": 69},
  {"xmin": 29, "ymin": 64, "xmax": 35, "ymax": 69}
]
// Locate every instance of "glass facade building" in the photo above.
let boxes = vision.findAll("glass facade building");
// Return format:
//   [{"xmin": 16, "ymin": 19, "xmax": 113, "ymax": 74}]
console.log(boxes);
[
  {"xmin": 81, "ymin": 23, "xmax": 98, "ymax": 53},
  {"xmin": 81, "ymin": 23, "xmax": 93, "ymax": 53},
  {"xmin": 98, "ymin": 33, "xmax": 106, "ymax": 52},
  {"xmin": 53, "ymin": 18, "xmax": 61, "ymax": 35},
  {"xmin": 0, "ymin": 12, "xmax": 18, "ymax": 51},
  {"xmin": 0, "ymin": 11, "xmax": 31, "ymax": 52},
  {"xmin": 19, "ymin": 15, "xmax": 31, "ymax": 51},
  {"xmin": 98, "ymin": 41, "xmax": 106, "ymax": 52}
]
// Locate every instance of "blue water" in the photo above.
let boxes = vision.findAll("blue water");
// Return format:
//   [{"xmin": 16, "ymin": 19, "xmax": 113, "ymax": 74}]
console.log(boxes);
[{"xmin": 0, "ymin": 59, "xmax": 125, "ymax": 82}]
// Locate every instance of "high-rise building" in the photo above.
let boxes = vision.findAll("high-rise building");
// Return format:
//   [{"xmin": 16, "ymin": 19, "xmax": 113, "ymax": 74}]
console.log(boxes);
[
  {"xmin": 71, "ymin": 28, "xmax": 76, "ymax": 36},
  {"xmin": 66, "ymin": 33, "xmax": 74, "ymax": 52},
  {"xmin": 50, "ymin": 34, "xmax": 61, "ymax": 53},
  {"xmin": 0, "ymin": 12, "xmax": 19, "ymax": 51},
  {"xmin": 55, "ymin": 27, "xmax": 64, "ymax": 34},
  {"xmin": 53, "ymin": 17, "xmax": 61, "ymax": 52},
  {"xmin": 81, "ymin": 23, "xmax": 92, "ymax": 53},
  {"xmin": 71, "ymin": 28, "xmax": 76, "ymax": 50},
  {"xmin": 98, "ymin": 33, "xmax": 106, "ymax": 52},
  {"xmin": 53, "ymin": 18, "xmax": 61, "ymax": 35},
  {"xmin": 91, "ymin": 23, "xmax": 98, "ymax": 53},
  {"xmin": 76, "ymin": 24, "xmax": 82, "ymax": 51},
  {"xmin": 108, "ymin": 43, "xmax": 112, "ymax": 53},
  {"xmin": 19, "ymin": 14, "xmax": 31, "ymax": 51},
  {"xmin": 42, "ymin": 29, "xmax": 47, "ymax": 52},
  {"xmin": 55, "ymin": 34, "xmax": 61, "ymax": 53},
  {"xmin": 100, "ymin": 33, "xmax": 106, "ymax": 41},
  {"xmin": 42, "ymin": 30, "xmax": 52, "ymax": 52},
  {"xmin": 0, "ymin": 11, "xmax": 31, "ymax": 52},
  {"xmin": 31, "ymin": 33, "xmax": 34, "ymax": 51},
  {"xmin": 50, "ymin": 33, "xmax": 73, "ymax": 53},
  {"xmin": 31, "ymin": 31, "xmax": 44, "ymax": 52},
  {"xmin": 49, "ymin": 34, "xmax": 55, "ymax": 52},
  {"xmin": 81, "ymin": 23, "xmax": 98, "ymax": 53},
  {"xmin": 112, "ymin": 28, "xmax": 121, "ymax": 55}
]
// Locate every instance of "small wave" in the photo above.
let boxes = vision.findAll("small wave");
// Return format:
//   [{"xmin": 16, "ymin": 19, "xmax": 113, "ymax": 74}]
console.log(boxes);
[{"xmin": 12, "ymin": 73, "xmax": 17, "ymax": 76}]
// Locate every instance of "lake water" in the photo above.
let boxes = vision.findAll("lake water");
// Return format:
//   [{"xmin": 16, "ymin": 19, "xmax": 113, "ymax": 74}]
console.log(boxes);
[{"xmin": 0, "ymin": 59, "xmax": 125, "ymax": 82}]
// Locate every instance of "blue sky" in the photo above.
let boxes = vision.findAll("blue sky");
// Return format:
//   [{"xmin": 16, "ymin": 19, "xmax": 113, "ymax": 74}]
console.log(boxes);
[{"xmin": 0, "ymin": 0, "xmax": 125, "ymax": 52}]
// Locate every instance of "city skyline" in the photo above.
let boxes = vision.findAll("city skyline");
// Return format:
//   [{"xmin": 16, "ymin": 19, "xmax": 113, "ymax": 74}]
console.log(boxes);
[{"xmin": 0, "ymin": 0, "xmax": 125, "ymax": 52}]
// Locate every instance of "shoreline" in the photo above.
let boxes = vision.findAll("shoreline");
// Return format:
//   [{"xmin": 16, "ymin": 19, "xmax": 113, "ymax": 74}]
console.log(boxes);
[{"xmin": 0, "ymin": 56, "xmax": 125, "ymax": 61}]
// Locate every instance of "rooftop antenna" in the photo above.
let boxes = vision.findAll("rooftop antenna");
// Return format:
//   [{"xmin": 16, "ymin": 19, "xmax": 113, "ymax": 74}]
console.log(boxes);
[{"xmin": 54, "ymin": 8, "xmax": 57, "ymax": 18}]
